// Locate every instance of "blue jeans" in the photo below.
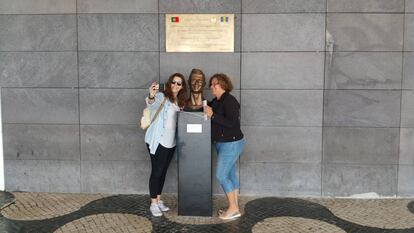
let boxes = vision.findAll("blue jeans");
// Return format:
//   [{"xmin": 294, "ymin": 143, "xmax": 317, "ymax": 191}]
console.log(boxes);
[{"xmin": 215, "ymin": 138, "xmax": 245, "ymax": 193}]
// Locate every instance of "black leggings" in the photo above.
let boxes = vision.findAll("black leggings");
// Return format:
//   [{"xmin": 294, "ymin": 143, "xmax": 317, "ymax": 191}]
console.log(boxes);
[{"xmin": 147, "ymin": 144, "xmax": 175, "ymax": 199}]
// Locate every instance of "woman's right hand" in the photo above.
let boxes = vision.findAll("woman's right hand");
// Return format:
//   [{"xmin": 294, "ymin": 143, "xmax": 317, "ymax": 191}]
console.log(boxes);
[
  {"xmin": 204, "ymin": 105, "xmax": 213, "ymax": 118},
  {"xmin": 148, "ymin": 82, "xmax": 159, "ymax": 99}
]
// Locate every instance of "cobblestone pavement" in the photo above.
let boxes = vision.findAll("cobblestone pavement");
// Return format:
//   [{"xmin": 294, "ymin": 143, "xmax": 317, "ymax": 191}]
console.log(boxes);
[{"xmin": 1, "ymin": 191, "xmax": 414, "ymax": 233}]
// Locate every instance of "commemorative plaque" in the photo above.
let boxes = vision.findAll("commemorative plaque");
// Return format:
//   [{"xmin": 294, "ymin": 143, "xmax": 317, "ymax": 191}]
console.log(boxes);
[{"xmin": 166, "ymin": 14, "xmax": 234, "ymax": 52}]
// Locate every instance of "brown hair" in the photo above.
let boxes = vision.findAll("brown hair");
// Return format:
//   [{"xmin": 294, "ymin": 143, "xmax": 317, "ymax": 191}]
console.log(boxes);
[
  {"xmin": 164, "ymin": 73, "xmax": 188, "ymax": 108},
  {"xmin": 188, "ymin": 68, "xmax": 206, "ymax": 87},
  {"xmin": 209, "ymin": 73, "xmax": 233, "ymax": 92}
]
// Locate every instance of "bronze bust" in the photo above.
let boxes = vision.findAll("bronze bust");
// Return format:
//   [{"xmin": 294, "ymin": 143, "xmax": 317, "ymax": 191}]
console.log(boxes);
[{"xmin": 184, "ymin": 68, "xmax": 206, "ymax": 112}]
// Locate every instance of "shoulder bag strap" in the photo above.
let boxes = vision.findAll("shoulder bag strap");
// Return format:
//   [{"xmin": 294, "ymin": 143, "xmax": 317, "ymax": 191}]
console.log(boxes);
[{"xmin": 150, "ymin": 97, "xmax": 167, "ymax": 125}]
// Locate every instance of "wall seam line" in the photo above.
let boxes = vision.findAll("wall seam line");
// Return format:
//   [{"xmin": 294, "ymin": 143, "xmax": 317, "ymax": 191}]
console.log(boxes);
[
  {"xmin": 396, "ymin": 0, "xmax": 407, "ymax": 197},
  {"xmin": 320, "ymin": 0, "xmax": 328, "ymax": 197},
  {"xmin": 76, "ymin": 0, "xmax": 82, "ymax": 193}
]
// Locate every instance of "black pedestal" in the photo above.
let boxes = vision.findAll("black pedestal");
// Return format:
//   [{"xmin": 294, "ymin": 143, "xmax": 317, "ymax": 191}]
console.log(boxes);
[{"xmin": 177, "ymin": 112, "xmax": 212, "ymax": 216}]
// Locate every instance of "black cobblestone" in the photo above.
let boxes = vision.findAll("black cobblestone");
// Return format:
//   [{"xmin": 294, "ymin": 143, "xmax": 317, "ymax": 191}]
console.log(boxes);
[{"xmin": 1, "ymin": 192, "xmax": 414, "ymax": 233}]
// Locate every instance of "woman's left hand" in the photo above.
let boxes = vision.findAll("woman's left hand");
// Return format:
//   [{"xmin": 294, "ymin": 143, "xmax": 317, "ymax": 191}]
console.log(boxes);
[{"xmin": 204, "ymin": 105, "xmax": 213, "ymax": 118}]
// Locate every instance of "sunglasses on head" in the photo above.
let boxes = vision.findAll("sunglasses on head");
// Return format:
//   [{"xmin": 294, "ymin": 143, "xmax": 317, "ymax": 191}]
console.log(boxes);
[{"xmin": 171, "ymin": 80, "xmax": 182, "ymax": 86}]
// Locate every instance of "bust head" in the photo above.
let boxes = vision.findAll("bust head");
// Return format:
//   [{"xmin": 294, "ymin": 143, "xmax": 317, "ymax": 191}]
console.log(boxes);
[
  {"xmin": 184, "ymin": 68, "xmax": 206, "ymax": 111},
  {"xmin": 188, "ymin": 68, "xmax": 206, "ymax": 94}
]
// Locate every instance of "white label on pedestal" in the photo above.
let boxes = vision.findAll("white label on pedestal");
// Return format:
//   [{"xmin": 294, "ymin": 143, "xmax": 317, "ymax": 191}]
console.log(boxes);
[{"xmin": 187, "ymin": 124, "xmax": 202, "ymax": 133}]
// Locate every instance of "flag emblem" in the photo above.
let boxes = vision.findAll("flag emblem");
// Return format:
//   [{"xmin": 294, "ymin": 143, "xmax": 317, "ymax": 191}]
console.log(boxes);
[
  {"xmin": 171, "ymin": 17, "xmax": 179, "ymax": 23},
  {"xmin": 220, "ymin": 16, "xmax": 229, "ymax": 23}
]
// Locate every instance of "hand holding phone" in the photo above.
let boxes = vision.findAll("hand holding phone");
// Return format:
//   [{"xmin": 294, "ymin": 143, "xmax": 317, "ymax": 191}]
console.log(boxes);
[
  {"xmin": 159, "ymin": 83, "xmax": 165, "ymax": 92},
  {"xmin": 148, "ymin": 82, "xmax": 158, "ymax": 98}
]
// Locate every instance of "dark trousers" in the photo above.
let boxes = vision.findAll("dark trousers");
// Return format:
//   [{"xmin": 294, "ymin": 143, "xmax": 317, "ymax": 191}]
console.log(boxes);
[{"xmin": 147, "ymin": 143, "xmax": 175, "ymax": 199}]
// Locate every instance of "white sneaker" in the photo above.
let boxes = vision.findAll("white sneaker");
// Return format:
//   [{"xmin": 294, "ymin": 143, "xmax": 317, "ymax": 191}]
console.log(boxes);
[
  {"xmin": 150, "ymin": 203, "xmax": 162, "ymax": 217},
  {"xmin": 157, "ymin": 200, "xmax": 170, "ymax": 212}
]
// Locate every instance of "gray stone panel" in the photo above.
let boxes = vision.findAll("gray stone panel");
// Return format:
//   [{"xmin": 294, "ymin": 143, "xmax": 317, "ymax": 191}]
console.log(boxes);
[
  {"xmin": 4, "ymin": 124, "xmax": 79, "ymax": 161},
  {"xmin": 242, "ymin": 52, "xmax": 324, "ymax": 89},
  {"xmin": 78, "ymin": 14, "xmax": 158, "ymax": 51},
  {"xmin": 78, "ymin": 0, "xmax": 158, "ymax": 13},
  {"xmin": 407, "ymin": 0, "xmax": 414, "ymax": 12},
  {"xmin": 403, "ymin": 52, "xmax": 414, "ymax": 89},
  {"xmin": 159, "ymin": 0, "xmax": 240, "ymax": 13},
  {"xmin": 81, "ymin": 160, "xmax": 149, "ymax": 194},
  {"xmin": 323, "ymin": 164, "xmax": 397, "ymax": 196},
  {"xmin": 0, "ymin": 0, "xmax": 76, "ymax": 14},
  {"xmin": 5, "ymin": 159, "xmax": 80, "ymax": 192},
  {"xmin": 242, "ymin": 14, "xmax": 325, "ymax": 51},
  {"xmin": 327, "ymin": 0, "xmax": 404, "ymax": 12},
  {"xmin": 241, "ymin": 90, "xmax": 323, "ymax": 127},
  {"xmin": 159, "ymin": 14, "xmax": 241, "ymax": 52},
  {"xmin": 405, "ymin": 14, "xmax": 414, "ymax": 52},
  {"xmin": 80, "ymin": 89, "xmax": 146, "ymax": 124},
  {"xmin": 323, "ymin": 127, "xmax": 399, "ymax": 165},
  {"xmin": 0, "ymin": 15, "xmax": 77, "ymax": 51},
  {"xmin": 400, "ymin": 128, "xmax": 414, "ymax": 165},
  {"xmin": 325, "ymin": 52, "xmax": 403, "ymax": 89},
  {"xmin": 159, "ymin": 15, "xmax": 166, "ymax": 52},
  {"xmin": 327, "ymin": 14, "xmax": 403, "ymax": 51},
  {"xmin": 240, "ymin": 162, "xmax": 321, "ymax": 196},
  {"xmin": 160, "ymin": 53, "xmax": 240, "ymax": 89},
  {"xmin": 397, "ymin": 165, "xmax": 414, "ymax": 196},
  {"xmin": 0, "ymin": 52, "xmax": 77, "ymax": 87},
  {"xmin": 241, "ymin": 126, "xmax": 322, "ymax": 163},
  {"xmin": 2, "ymin": 88, "xmax": 79, "ymax": 124},
  {"xmin": 242, "ymin": 0, "xmax": 326, "ymax": 13},
  {"xmin": 324, "ymin": 90, "xmax": 401, "ymax": 127},
  {"xmin": 79, "ymin": 52, "xmax": 159, "ymax": 88},
  {"xmin": 401, "ymin": 90, "xmax": 414, "ymax": 127},
  {"xmin": 81, "ymin": 160, "xmax": 177, "ymax": 194},
  {"xmin": 81, "ymin": 125, "xmax": 147, "ymax": 161}
]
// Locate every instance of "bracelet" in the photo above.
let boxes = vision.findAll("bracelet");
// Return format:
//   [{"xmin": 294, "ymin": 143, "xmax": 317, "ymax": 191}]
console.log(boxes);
[{"xmin": 148, "ymin": 94, "xmax": 155, "ymax": 100}]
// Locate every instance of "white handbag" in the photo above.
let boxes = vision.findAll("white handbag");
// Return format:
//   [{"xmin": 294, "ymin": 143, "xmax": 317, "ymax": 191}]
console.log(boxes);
[{"xmin": 139, "ymin": 98, "xmax": 166, "ymax": 130}]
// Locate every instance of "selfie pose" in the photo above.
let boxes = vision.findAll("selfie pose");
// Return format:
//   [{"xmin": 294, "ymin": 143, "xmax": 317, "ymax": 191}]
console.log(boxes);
[
  {"xmin": 144, "ymin": 73, "xmax": 188, "ymax": 217},
  {"xmin": 204, "ymin": 73, "xmax": 245, "ymax": 220}
]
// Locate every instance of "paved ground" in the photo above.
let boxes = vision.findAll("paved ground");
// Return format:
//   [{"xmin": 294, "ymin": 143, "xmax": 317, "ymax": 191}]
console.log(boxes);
[{"xmin": 1, "ymin": 191, "xmax": 414, "ymax": 232}]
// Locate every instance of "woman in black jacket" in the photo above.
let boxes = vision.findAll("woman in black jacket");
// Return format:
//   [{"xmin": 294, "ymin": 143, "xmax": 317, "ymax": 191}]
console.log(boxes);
[{"xmin": 204, "ymin": 73, "xmax": 245, "ymax": 220}]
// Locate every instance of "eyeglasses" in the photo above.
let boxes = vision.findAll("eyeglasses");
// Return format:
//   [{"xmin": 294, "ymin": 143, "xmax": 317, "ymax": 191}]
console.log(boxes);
[
  {"xmin": 171, "ymin": 80, "xmax": 182, "ymax": 86},
  {"xmin": 210, "ymin": 82, "xmax": 219, "ymax": 87}
]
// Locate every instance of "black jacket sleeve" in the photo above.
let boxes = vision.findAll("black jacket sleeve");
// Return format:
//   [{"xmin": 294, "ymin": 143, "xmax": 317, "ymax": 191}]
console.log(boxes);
[{"xmin": 211, "ymin": 95, "xmax": 239, "ymax": 128}]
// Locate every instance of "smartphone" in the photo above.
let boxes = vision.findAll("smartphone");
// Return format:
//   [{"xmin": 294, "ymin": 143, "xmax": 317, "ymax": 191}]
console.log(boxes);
[{"xmin": 158, "ymin": 83, "xmax": 165, "ymax": 92}]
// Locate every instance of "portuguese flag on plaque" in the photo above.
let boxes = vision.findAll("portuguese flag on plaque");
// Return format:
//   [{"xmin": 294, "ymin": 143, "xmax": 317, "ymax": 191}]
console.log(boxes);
[{"xmin": 171, "ymin": 16, "xmax": 179, "ymax": 23}]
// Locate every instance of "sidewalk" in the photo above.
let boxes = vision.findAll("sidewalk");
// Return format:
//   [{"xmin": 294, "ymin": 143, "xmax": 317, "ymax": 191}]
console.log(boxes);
[{"xmin": 1, "ymin": 191, "xmax": 414, "ymax": 232}]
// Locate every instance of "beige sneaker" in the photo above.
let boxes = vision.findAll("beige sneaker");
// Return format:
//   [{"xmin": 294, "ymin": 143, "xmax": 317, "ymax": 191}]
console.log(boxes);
[
  {"xmin": 150, "ymin": 203, "xmax": 162, "ymax": 217},
  {"xmin": 157, "ymin": 200, "xmax": 170, "ymax": 212}
]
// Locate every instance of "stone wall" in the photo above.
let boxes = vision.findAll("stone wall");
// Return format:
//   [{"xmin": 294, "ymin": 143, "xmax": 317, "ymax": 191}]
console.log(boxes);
[{"xmin": 1, "ymin": 0, "xmax": 413, "ymax": 197}]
